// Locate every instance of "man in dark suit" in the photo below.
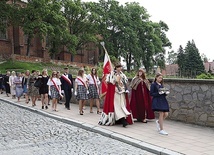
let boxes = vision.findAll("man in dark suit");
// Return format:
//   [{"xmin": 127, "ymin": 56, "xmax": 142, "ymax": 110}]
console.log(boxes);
[{"xmin": 61, "ymin": 67, "xmax": 73, "ymax": 110}]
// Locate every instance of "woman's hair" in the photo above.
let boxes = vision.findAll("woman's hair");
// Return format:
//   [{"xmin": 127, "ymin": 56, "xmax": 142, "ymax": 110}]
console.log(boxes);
[
  {"xmin": 51, "ymin": 71, "xmax": 58, "ymax": 79},
  {"xmin": 42, "ymin": 69, "xmax": 48, "ymax": 76},
  {"xmin": 25, "ymin": 70, "xmax": 30, "ymax": 76},
  {"xmin": 36, "ymin": 70, "xmax": 40, "ymax": 75},
  {"xmin": 11, "ymin": 71, "xmax": 15, "ymax": 75},
  {"xmin": 154, "ymin": 73, "xmax": 163, "ymax": 85},
  {"xmin": 91, "ymin": 68, "xmax": 97, "ymax": 78},
  {"xmin": 137, "ymin": 69, "xmax": 146, "ymax": 79},
  {"xmin": 78, "ymin": 69, "xmax": 84, "ymax": 77}
]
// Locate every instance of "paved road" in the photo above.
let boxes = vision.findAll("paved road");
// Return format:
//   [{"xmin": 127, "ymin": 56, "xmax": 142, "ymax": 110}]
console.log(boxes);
[{"xmin": 0, "ymin": 101, "xmax": 154, "ymax": 155}]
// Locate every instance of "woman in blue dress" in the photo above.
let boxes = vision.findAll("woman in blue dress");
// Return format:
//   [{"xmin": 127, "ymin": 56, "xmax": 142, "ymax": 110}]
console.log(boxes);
[{"xmin": 150, "ymin": 73, "xmax": 169, "ymax": 135}]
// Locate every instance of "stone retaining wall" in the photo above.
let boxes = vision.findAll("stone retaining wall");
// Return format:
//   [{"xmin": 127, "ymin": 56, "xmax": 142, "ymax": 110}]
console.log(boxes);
[
  {"xmin": 164, "ymin": 78, "xmax": 214, "ymax": 127},
  {"xmin": 70, "ymin": 78, "xmax": 214, "ymax": 127}
]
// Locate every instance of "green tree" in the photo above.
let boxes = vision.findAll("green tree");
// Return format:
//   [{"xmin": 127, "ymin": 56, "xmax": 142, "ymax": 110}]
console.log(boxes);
[
  {"xmin": 62, "ymin": 0, "xmax": 98, "ymax": 53},
  {"xmin": 0, "ymin": 0, "xmax": 21, "ymax": 56},
  {"xmin": 138, "ymin": 20, "xmax": 171, "ymax": 72},
  {"xmin": 19, "ymin": 0, "xmax": 75, "ymax": 58},
  {"xmin": 88, "ymin": 0, "xmax": 123, "ymax": 58},
  {"xmin": 177, "ymin": 40, "xmax": 205, "ymax": 78},
  {"xmin": 184, "ymin": 40, "xmax": 204, "ymax": 77},
  {"xmin": 20, "ymin": 0, "xmax": 53, "ymax": 56},
  {"xmin": 177, "ymin": 45, "xmax": 186, "ymax": 77},
  {"xmin": 0, "ymin": 0, "xmax": 11, "ymax": 32},
  {"xmin": 119, "ymin": 2, "xmax": 148, "ymax": 71},
  {"xmin": 89, "ymin": 0, "xmax": 171, "ymax": 72},
  {"xmin": 167, "ymin": 50, "xmax": 177, "ymax": 64},
  {"xmin": 44, "ymin": 0, "xmax": 77, "ymax": 59}
]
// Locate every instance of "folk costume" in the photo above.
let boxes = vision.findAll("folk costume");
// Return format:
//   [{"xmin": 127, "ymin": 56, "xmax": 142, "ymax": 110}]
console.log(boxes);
[
  {"xmin": 98, "ymin": 70, "xmax": 133, "ymax": 126},
  {"xmin": 130, "ymin": 77, "xmax": 155, "ymax": 122}
]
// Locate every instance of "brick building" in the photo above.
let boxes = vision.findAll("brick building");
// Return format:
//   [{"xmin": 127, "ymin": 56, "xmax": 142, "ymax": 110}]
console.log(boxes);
[{"xmin": 0, "ymin": 0, "xmax": 100, "ymax": 65}]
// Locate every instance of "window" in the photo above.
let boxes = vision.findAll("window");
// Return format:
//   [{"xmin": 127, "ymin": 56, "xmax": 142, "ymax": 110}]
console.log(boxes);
[
  {"xmin": 24, "ymin": 34, "xmax": 28, "ymax": 44},
  {"xmin": 0, "ymin": 20, "xmax": 7, "ymax": 39}
]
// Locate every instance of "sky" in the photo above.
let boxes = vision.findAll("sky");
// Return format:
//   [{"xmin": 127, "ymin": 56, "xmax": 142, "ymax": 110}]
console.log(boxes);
[{"xmin": 83, "ymin": 0, "xmax": 214, "ymax": 61}]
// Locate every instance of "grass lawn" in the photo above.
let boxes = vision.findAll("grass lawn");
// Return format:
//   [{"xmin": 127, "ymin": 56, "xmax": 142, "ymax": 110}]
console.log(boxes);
[{"xmin": 0, "ymin": 60, "xmax": 79, "ymax": 75}]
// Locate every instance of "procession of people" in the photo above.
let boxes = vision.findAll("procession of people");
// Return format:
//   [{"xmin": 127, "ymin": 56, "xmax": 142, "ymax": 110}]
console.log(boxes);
[{"xmin": 0, "ymin": 62, "xmax": 169, "ymax": 135}]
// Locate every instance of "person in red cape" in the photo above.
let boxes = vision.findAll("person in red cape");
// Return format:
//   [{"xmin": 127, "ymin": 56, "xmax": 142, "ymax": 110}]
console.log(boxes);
[
  {"xmin": 130, "ymin": 68, "xmax": 155, "ymax": 123},
  {"xmin": 98, "ymin": 62, "xmax": 133, "ymax": 127}
]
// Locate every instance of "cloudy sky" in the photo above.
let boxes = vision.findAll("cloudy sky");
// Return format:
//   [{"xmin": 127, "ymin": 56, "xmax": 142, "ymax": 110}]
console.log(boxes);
[{"xmin": 83, "ymin": 0, "xmax": 214, "ymax": 61}]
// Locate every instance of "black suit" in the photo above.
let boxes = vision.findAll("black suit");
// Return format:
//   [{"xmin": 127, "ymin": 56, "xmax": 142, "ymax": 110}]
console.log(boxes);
[{"xmin": 61, "ymin": 73, "xmax": 73, "ymax": 109}]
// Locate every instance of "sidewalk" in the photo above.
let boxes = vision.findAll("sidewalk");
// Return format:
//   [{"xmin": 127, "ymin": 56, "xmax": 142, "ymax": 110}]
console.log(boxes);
[{"xmin": 1, "ymin": 93, "xmax": 214, "ymax": 155}]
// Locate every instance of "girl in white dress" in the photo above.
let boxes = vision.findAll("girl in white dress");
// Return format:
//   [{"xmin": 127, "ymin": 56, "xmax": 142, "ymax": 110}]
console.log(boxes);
[{"xmin": 9, "ymin": 71, "xmax": 16, "ymax": 99}]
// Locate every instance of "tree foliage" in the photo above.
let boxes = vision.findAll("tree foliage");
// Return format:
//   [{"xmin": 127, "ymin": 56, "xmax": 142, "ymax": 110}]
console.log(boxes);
[
  {"xmin": 2, "ymin": 0, "xmax": 171, "ymax": 72},
  {"xmin": 88, "ymin": 0, "xmax": 171, "ymax": 72},
  {"xmin": 0, "ymin": 0, "xmax": 21, "ymax": 33},
  {"xmin": 167, "ymin": 50, "xmax": 177, "ymax": 64},
  {"xmin": 177, "ymin": 40, "xmax": 205, "ymax": 77},
  {"xmin": 62, "ymin": 0, "xmax": 98, "ymax": 52}
]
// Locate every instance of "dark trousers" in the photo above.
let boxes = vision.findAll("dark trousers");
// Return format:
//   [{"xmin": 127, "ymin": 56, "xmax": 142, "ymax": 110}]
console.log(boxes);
[{"xmin": 64, "ymin": 89, "xmax": 72, "ymax": 108}]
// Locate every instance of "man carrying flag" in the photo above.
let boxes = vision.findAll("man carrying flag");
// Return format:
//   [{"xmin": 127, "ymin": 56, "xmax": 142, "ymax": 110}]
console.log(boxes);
[{"xmin": 99, "ymin": 42, "xmax": 133, "ymax": 127}]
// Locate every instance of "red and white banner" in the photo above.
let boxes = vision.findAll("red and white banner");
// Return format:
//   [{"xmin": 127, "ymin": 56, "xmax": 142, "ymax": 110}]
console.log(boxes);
[{"xmin": 101, "ymin": 51, "xmax": 113, "ymax": 97}]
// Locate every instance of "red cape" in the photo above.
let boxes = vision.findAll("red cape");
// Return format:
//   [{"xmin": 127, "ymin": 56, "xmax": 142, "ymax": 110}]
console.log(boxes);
[
  {"xmin": 103, "ymin": 83, "xmax": 133, "ymax": 125},
  {"xmin": 130, "ymin": 82, "xmax": 155, "ymax": 120}
]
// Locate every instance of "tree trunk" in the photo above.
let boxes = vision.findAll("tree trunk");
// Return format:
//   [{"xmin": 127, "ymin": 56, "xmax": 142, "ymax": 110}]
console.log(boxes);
[
  {"xmin": 11, "ymin": 26, "xmax": 15, "ymax": 62},
  {"xmin": 126, "ymin": 53, "xmax": 132, "ymax": 72}
]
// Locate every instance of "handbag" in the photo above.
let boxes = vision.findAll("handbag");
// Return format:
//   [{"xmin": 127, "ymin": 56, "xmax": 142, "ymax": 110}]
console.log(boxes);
[{"xmin": 34, "ymin": 79, "xmax": 42, "ymax": 88}]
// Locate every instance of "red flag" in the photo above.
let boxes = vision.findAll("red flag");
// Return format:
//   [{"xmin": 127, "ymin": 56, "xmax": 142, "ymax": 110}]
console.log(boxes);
[{"xmin": 101, "ymin": 51, "xmax": 113, "ymax": 97}]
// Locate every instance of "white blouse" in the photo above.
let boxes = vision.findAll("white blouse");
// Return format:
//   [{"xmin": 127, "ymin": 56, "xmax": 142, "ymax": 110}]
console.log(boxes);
[
  {"xmin": 47, "ymin": 77, "xmax": 61, "ymax": 86},
  {"xmin": 75, "ymin": 76, "xmax": 88, "ymax": 86},
  {"xmin": 86, "ymin": 74, "xmax": 100, "ymax": 85}
]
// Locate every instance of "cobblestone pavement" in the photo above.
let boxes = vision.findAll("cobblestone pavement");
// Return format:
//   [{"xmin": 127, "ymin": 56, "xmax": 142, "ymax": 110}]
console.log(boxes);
[{"xmin": 0, "ymin": 101, "xmax": 154, "ymax": 155}]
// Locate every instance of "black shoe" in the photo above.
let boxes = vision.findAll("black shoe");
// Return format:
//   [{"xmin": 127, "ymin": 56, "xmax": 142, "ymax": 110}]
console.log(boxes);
[
  {"xmin": 123, "ymin": 121, "xmax": 128, "ymax": 127},
  {"xmin": 121, "ymin": 118, "xmax": 128, "ymax": 127},
  {"xmin": 45, "ymin": 106, "xmax": 48, "ymax": 109},
  {"xmin": 42, "ymin": 106, "xmax": 44, "ymax": 109},
  {"xmin": 79, "ymin": 111, "xmax": 83, "ymax": 115}
]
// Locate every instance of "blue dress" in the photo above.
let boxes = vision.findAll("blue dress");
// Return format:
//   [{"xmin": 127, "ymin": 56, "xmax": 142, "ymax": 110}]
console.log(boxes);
[{"xmin": 150, "ymin": 82, "xmax": 169, "ymax": 112}]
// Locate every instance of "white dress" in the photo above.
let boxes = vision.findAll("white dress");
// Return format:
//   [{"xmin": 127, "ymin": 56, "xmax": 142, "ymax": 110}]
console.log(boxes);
[{"xmin": 9, "ymin": 75, "xmax": 16, "ymax": 95}]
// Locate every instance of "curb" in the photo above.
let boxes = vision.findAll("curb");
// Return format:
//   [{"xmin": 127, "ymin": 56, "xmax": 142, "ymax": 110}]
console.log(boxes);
[{"xmin": 0, "ymin": 98, "xmax": 183, "ymax": 155}]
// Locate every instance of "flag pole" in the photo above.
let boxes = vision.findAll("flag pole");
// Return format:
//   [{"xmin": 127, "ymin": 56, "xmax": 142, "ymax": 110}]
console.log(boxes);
[
  {"xmin": 100, "ymin": 41, "xmax": 113, "ymax": 69},
  {"xmin": 100, "ymin": 42, "xmax": 112, "ymax": 99},
  {"xmin": 100, "ymin": 42, "xmax": 107, "ymax": 53}
]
